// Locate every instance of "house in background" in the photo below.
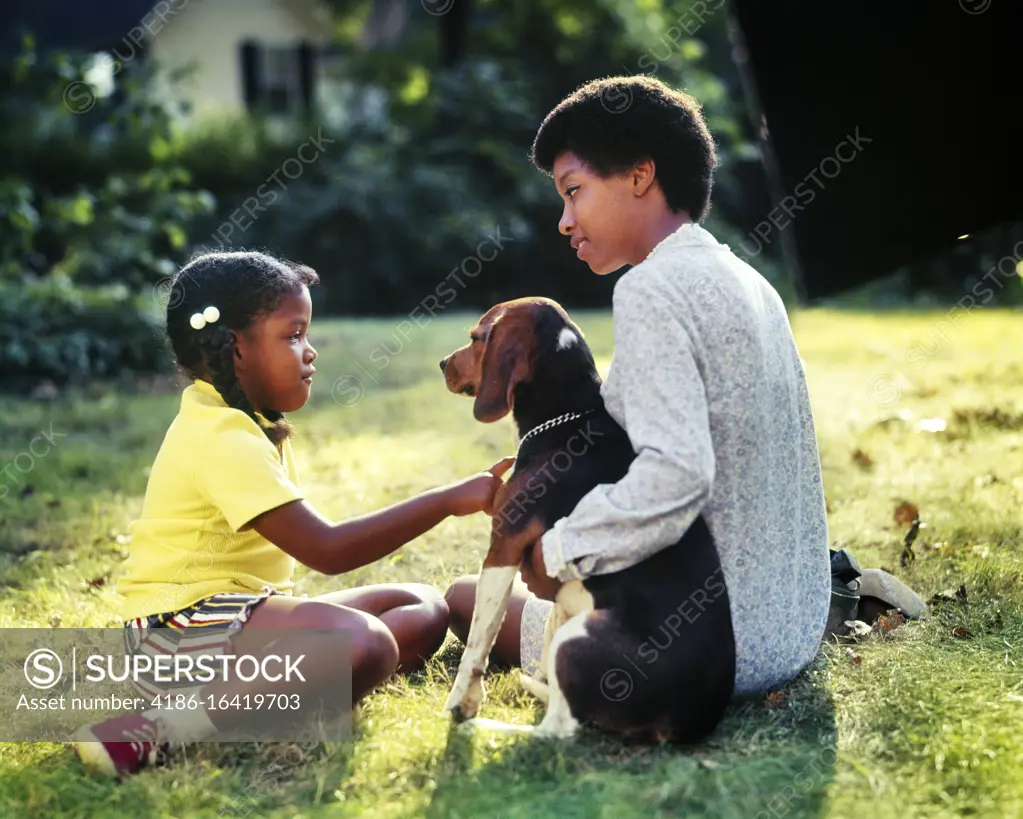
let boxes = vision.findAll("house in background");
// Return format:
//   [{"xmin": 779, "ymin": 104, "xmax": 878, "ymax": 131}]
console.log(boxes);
[
  {"xmin": 1, "ymin": 0, "xmax": 337, "ymax": 126},
  {"xmin": 146, "ymin": 0, "xmax": 333, "ymax": 124}
]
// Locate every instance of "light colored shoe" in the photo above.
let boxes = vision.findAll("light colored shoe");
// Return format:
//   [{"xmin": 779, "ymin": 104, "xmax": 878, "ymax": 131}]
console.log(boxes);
[{"xmin": 859, "ymin": 568, "xmax": 928, "ymax": 619}]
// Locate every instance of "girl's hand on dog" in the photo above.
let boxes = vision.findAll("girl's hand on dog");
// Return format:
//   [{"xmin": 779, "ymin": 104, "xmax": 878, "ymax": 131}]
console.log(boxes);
[{"xmin": 443, "ymin": 456, "xmax": 516, "ymax": 517}]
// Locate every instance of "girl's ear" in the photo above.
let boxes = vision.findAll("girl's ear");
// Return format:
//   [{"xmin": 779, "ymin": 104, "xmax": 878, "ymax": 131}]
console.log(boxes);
[
  {"xmin": 473, "ymin": 317, "xmax": 534, "ymax": 423},
  {"xmin": 227, "ymin": 330, "xmax": 243, "ymax": 361}
]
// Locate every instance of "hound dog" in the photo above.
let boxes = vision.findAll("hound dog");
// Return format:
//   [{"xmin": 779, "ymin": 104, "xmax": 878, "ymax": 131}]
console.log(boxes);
[{"xmin": 439, "ymin": 297, "xmax": 736, "ymax": 742}]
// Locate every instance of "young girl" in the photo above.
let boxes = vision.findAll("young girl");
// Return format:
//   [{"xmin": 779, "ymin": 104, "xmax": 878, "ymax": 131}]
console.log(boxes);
[
  {"xmin": 75, "ymin": 251, "xmax": 513, "ymax": 776},
  {"xmin": 446, "ymin": 75, "xmax": 833, "ymax": 704}
]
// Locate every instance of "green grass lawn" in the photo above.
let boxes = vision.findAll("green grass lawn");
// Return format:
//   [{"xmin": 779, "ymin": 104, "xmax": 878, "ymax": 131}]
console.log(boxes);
[{"xmin": 1, "ymin": 308, "xmax": 1021, "ymax": 819}]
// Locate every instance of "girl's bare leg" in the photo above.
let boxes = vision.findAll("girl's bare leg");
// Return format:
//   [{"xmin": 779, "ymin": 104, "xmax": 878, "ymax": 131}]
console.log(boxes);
[
  {"xmin": 312, "ymin": 583, "xmax": 450, "ymax": 674},
  {"xmin": 186, "ymin": 596, "xmax": 399, "ymax": 737}
]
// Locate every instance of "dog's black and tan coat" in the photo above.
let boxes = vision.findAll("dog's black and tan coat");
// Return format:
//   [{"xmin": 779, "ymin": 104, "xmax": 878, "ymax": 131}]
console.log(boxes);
[{"xmin": 440, "ymin": 297, "xmax": 735, "ymax": 741}]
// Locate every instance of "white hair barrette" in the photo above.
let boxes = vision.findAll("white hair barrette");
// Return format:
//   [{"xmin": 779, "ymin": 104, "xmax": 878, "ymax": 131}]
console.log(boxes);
[{"xmin": 189, "ymin": 305, "xmax": 221, "ymax": 331}]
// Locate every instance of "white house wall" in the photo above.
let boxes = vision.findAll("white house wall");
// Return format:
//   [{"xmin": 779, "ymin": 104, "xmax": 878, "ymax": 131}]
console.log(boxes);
[{"xmin": 146, "ymin": 0, "xmax": 329, "ymax": 122}]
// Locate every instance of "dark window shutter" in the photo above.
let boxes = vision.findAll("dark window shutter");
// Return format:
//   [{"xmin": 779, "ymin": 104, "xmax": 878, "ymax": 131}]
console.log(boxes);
[
  {"xmin": 439, "ymin": 0, "xmax": 471, "ymax": 67},
  {"xmin": 240, "ymin": 40, "xmax": 263, "ymax": 111},
  {"xmin": 297, "ymin": 42, "xmax": 315, "ymax": 112}
]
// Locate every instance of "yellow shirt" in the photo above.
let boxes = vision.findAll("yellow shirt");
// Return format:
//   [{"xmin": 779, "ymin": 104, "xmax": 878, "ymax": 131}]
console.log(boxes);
[{"xmin": 119, "ymin": 379, "xmax": 304, "ymax": 621}]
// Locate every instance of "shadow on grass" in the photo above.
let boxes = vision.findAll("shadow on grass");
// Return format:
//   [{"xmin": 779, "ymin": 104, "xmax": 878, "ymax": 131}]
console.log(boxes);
[{"xmin": 426, "ymin": 665, "xmax": 838, "ymax": 819}]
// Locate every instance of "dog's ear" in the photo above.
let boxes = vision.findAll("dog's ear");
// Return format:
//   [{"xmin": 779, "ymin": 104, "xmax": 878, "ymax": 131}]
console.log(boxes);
[{"xmin": 474, "ymin": 315, "xmax": 534, "ymax": 422}]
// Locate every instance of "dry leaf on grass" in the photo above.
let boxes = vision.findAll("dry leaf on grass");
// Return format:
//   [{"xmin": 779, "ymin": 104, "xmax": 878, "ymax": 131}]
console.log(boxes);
[
  {"xmin": 894, "ymin": 500, "xmax": 919, "ymax": 526},
  {"xmin": 852, "ymin": 449, "xmax": 874, "ymax": 468},
  {"xmin": 951, "ymin": 626, "xmax": 972, "ymax": 639},
  {"xmin": 875, "ymin": 610, "xmax": 907, "ymax": 635},
  {"xmin": 928, "ymin": 584, "xmax": 969, "ymax": 609}
]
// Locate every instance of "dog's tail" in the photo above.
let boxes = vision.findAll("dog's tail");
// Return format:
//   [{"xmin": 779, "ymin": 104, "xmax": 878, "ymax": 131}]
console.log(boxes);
[{"xmin": 519, "ymin": 672, "xmax": 550, "ymax": 704}]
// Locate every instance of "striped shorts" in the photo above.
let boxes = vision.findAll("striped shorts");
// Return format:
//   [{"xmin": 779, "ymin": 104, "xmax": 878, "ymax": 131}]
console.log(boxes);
[{"xmin": 122, "ymin": 585, "xmax": 287, "ymax": 702}]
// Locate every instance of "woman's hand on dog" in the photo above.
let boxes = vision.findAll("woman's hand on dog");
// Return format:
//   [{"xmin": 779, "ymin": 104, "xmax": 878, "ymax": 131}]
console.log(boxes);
[
  {"xmin": 443, "ymin": 456, "xmax": 516, "ymax": 517},
  {"xmin": 521, "ymin": 538, "xmax": 564, "ymax": 600}
]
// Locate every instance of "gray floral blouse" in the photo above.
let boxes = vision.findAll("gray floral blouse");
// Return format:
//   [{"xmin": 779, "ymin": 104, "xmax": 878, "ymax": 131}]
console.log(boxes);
[{"xmin": 533, "ymin": 222, "xmax": 832, "ymax": 698}]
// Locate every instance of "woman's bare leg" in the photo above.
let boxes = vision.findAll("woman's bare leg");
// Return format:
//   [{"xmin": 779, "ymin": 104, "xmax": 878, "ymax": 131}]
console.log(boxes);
[{"xmin": 444, "ymin": 574, "xmax": 530, "ymax": 667}]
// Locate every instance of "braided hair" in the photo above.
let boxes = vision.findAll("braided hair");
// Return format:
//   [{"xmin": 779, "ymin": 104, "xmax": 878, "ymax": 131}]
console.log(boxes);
[{"xmin": 165, "ymin": 251, "xmax": 320, "ymax": 447}]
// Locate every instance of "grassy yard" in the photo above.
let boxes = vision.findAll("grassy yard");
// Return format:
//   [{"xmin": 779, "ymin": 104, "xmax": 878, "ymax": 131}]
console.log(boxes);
[{"xmin": 0, "ymin": 307, "xmax": 1021, "ymax": 819}]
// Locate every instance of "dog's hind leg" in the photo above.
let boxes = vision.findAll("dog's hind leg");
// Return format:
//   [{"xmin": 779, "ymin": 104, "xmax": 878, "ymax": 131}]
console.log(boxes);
[
  {"xmin": 518, "ymin": 674, "xmax": 551, "ymax": 703},
  {"xmin": 522, "ymin": 580, "xmax": 595, "ymax": 707},
  {"xmin": 533, "ymin": 612, "xmax": 590, "ymax": 740},
  {"xmin": 457, "ymin": 717, "xmax": 534, "ymax": 736}
]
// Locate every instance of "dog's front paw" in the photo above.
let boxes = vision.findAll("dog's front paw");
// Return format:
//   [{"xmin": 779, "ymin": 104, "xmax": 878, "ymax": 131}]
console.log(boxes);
[{"xmin": 444, "ymin": 670, "xmax": 485, "ymax": 721}]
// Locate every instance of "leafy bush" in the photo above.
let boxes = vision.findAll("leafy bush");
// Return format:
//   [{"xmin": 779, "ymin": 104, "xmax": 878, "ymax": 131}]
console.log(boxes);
[
  {"xmin": 0, "ymin": 277, "xmax": 168, "ymax": 389},
  {"xmin": 0, "ymin": 38, "xmax": 214, "ymax": 390}
]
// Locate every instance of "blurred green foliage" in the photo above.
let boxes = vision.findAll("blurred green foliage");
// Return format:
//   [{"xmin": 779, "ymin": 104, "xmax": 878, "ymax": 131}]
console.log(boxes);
[
  {"xmin": 6, "ymin": 0, "xmax": 1013, "ymax": 390},
  {"xmin": 0, "ymin": 37, "xmax": 212, "ymax": 387},
  {"xmin": 0, "ymin": 40, "xmax": 214, "ymax": 289},
  {"xmin": 174, "ymin": 0, "xmax": 781, "ymax": 314},
  {"xmin": 0, "ymin": 1, "xmax": 779, "ymax": 391},
  {"xmin": 0, "ymin": 277, "xmax": 168, "ymax": 390}
]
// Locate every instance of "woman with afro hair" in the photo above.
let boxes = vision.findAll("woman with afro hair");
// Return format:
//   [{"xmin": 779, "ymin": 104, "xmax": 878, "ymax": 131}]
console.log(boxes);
[{"xmin": 447, "ymin": 76, "xmax": 832, "ymax": 707}]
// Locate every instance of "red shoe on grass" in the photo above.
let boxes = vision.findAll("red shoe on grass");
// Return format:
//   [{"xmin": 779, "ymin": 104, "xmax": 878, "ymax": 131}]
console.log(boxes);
[{"xmin": 74, "ymin": 712, "xmax": 169, "ymax": 777}]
